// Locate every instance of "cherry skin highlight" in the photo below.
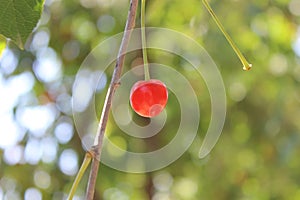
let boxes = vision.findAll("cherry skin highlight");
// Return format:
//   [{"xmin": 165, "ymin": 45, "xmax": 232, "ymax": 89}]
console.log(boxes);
[{"xmin": 130, "ymin": 79, "xmax": 168, "ymax": 118}]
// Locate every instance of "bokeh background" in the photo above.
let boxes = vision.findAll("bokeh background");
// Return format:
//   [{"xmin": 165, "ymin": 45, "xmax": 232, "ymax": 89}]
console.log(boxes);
[{"xmin": 1, "ymin": 0, "xmax": 300, "ymax": 199}]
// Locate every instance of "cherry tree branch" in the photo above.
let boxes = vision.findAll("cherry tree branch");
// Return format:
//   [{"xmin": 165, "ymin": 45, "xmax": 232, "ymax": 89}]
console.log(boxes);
[{"xmin": 85, "ymin": 0, "xmax": 139, "ymax": 199}]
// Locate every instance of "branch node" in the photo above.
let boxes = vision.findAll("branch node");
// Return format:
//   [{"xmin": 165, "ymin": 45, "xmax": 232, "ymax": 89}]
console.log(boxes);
[
  {"xmin": 89, "ymin": 145, "xmax": 100, "ymax": 161},
  {"xmin": 116, "ymin": 81, "xmax": 121, "ymax": 87}
]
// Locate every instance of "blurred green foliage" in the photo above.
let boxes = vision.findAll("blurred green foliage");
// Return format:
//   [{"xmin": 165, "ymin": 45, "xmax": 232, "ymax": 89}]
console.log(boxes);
[{"xmin": 0, "ymin": 0, "xmax": 300, "ymax": 199}]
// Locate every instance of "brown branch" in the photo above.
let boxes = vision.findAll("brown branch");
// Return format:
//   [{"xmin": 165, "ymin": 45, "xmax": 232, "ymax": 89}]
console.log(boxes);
[{"xmin": 85, "ymin": 0, "xmax": 139, "ymax": 199}]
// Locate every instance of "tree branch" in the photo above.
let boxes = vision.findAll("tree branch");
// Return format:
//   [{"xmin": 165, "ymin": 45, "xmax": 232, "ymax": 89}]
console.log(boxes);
[{"xmin": 85, "ymin": 0, "xmax": 139, "ymax": 199}]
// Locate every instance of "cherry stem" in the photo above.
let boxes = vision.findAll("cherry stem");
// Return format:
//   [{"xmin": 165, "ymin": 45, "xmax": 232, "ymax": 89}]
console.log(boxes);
[
  {"xmin": 202, "ymin": 0, "xmax": 252, "ymax": 70},
  {"xmin": 67, "ymin": 152, "xmax": 92, "ymax": 200},
  {"xmin": 141, "ymin": 0, "xmax": 150, "ymax": 80}
]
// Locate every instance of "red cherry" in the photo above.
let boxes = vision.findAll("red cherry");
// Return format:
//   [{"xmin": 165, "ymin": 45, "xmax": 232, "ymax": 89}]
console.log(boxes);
[{"xmin": 130, "ymin": 79, "xmax": 168, "ymax": 118}]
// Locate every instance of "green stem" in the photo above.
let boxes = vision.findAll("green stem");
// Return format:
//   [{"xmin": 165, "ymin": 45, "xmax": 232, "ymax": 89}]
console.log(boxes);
[
  {"xmin": 202, "ymin": 0, "xmax": 252, "ymax": 70},
  {"xmin": 141, "ymin": 0, "xmax": 151, "ymax": 80},
  {"xmin": 67, "ymin": 152, "xmax": 92, "ymax": 200}
]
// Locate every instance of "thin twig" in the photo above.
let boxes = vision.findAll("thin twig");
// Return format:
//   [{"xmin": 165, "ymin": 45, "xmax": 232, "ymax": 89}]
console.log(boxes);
[
  {"xmin": 67, "ymin": 152, "xmax": 92, "ymax": 200},
  {"xmin": 202, "ymin": 0, "xmax": 252, "ymax": 70},
  {"xmin": 85, "ymin": 0, "xmax": 139, "ymax": 199}
]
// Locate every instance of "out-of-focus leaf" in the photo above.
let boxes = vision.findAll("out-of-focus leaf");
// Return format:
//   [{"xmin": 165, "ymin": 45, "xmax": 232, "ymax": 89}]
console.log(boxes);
[
  {"xmin": 0, "ymin": 0, "xmax": 45, "ymax": 49},
  {"xmin": 0, "ymin": 34, "xmax": 6, "ymax": 57}
]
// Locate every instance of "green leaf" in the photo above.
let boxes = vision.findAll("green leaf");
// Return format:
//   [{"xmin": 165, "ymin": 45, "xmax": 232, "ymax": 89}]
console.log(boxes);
[
  {"xmin": 0, "ymin": 34, "xmax": 6, "ymax": 57},
  {"xmin": 0, "ymin": 0, "xmax": 45, "ymax": 49}
]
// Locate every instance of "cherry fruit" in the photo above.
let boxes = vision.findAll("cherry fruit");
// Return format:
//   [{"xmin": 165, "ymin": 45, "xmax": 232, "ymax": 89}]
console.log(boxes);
[{"xmin": 130, "ymin": 79, "xmax": 168, "ymax": 118}]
